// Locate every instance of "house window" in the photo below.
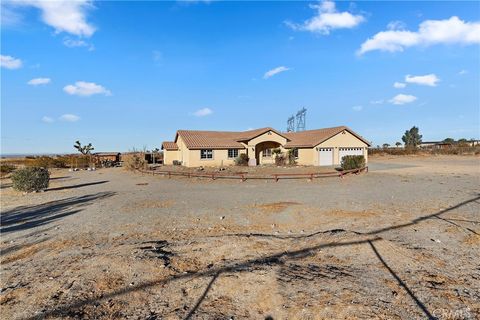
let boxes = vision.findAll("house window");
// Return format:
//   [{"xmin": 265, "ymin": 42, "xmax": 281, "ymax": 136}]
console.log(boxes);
[
  {"xmin": 292, "ymin": 148, "xmax": 299, "ymax": 158},
  {"xmin": 200, "ymin": 149, "xmax": 213, "ymax": 159},
  {"xmin": 228, "ymin": 149, "xmax": 238, "ymax": 158},
  {"xmin": 263, "ymin": 148, "xmax": 272, "ymax": 158}
]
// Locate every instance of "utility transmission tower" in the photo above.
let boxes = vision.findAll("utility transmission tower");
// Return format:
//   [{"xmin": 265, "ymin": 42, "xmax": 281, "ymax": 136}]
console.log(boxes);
[
  {"xmin": 287, "ymin": 115, "xmax": 295, "ymax": 132},
  {"xmin": 296, "ymin": 107, "xmax": 307, "ymax": 132}
]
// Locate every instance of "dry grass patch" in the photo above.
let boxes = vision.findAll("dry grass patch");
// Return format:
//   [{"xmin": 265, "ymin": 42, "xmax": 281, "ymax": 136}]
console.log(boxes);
[
  {"xmin": 463, "ymin": 233, "xmax": 480, "ymax": 245},
  {"xmin": 253, "ymin": 201, "xmax": 301, "ymax": 213},
  {"xmin": 1, "ymin": 245, "xmax": 42, "ymax": 264}
]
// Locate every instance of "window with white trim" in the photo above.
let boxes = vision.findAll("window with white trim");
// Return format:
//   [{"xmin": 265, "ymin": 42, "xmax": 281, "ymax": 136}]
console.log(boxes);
[
  {"xmin": 200, "ymin": 149, "xmax": 213, "ymax": 159},
  {"xmin": 263, "ymin": 148, "xmax": 272, "ymax": 158},
  {"xmin": 228, "ymin": 149, "xmax": 238, "ymax": 158}
]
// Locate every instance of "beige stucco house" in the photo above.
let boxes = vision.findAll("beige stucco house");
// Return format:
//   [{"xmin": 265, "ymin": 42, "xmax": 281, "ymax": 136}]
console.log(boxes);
[{"xmin": 162, "ymin": 126, "xmax": 370, "ymax": 167}]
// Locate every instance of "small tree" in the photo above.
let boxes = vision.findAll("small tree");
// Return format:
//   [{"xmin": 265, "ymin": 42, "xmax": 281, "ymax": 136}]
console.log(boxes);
[
  {"xmin": 443, "ymin": 138, "xmax": 455, "ymax": 145},
  {"xmin": 287, "ymin": 148, "xmax": 297, "ymax": 165},
  {"xmin": 402, "ymin": 126, "xmax": 422, "ymax": 148},
  {"xmin": 395, "ymin": 142, "xmax": 402, "ymax": 148},
  {"xmin": 382, "ymin": 143, "xmax": 390, "ymax": 149},
  {"xmin": 74, "ymin": 141, "xmax": 94, "ymax": 168},
  {"xmin": 74, "ymin": 141, "xmax": 94, "ymax": 155}
]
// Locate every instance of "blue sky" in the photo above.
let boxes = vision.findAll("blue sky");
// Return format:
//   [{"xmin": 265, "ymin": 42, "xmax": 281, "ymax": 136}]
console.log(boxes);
[{"xmin": 1, "ymin": 0, "xmax": 479, "ymax": 154}]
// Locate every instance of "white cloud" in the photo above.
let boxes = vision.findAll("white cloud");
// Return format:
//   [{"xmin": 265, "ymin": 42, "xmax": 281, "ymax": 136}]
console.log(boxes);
[
  {"xmin": 352, "ymin": 105, "xmax": 363, "ymax": 111},
  {"xmin": 358, "ymin": 16, "xmax": 480, "ymax": 55},
  {"xmin": 389, "ymin": 94, "xmax": 417, "ymax": 105},
  {"xmin": 1, "ymin": 55, "xmax": 22, "ymax": 69},
  {"xmin": 1, "ymin": 5, "xmax": 22, "ymax": 26},
  {"xmin": 63, "ymin": 81, "xmax": 111, "ymax": 96},
  {"xmin": 28, "ymin": 77, "xmax": 51, "ymax": 86},
  {"xmin": 10, "ymin": 0, "xmax": 96, "ymax": 37},
  {"xmin": 286, "ymin": 0, "xmax": 365, "ymax": 35},
  {"xmin": 263, "ymin": 66, "xmax": 290, "ymax": 79},
  {"xmin": 193, "ymin": 107, "xmax": 213, "ymax": 117},
  {"xmin": 370, "ymin": 99, "xmax": 384, "ymax": 105},
  {"xmin": 387, "ymin": 20, "xmax": 407, "ymax": 31},
  {"xmin": 59, "ymin": 114, "xmax": 80, "ymax": 122},
  {"xmin": 405, "ymin": 74, "xmax": 440, "ymax": 86},
  {"xmin": 42, "ymin": 116, "xmax": 54, "ymax": 123},
  {"xmin": 393, "ymin": 82, "xmax": 406, "ymax": 88},
  {"xmin": 458, "ymin": 69, "xmax": 468, "ymax": 75},
  {"xmin": 63, "ymin": 37, "xmax": 94, "ymax": 50}
]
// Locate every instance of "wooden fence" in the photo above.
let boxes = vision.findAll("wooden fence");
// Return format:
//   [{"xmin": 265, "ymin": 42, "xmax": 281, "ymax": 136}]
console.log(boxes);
[{"xmin": 139, "ymin": 166, "xmax": 368, "ymax": 182}]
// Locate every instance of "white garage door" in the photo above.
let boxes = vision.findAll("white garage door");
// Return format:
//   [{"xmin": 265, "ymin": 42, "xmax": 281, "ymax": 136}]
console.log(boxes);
[
  {"xmin": 318, "ymin": 148, "xmax": 333, "ymax": 166},
  {"xmin": 339, "ymin": 147, "xmax": 363, "ymax": 162}
]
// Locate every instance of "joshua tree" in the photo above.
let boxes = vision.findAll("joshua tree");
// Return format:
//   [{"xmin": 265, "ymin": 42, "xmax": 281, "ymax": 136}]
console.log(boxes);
[
  {"xmin": 402, "ymin": 126, "xmax": 422, "ymax": 148},
  {"xmin": 395, "ymin": 142, "xmax": 402, "ymax": 148},
  {"xmin": 74, "ymin": 141, "xmax": 94, "ymax": 155},
  {"xmin": 74, "ymin": 141, "xmax": 94, "ymax": 168}
]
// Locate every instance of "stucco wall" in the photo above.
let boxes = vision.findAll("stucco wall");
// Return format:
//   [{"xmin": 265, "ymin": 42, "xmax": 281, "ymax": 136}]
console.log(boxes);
[
  {"xmin": 185, "ymin": 148, "xmax": 246, "ymax": 167},
  {"xmin": 295, "ymin": 148, "xmax": 315, "ymax": 165},
  {"xmin": 163, "ymin": 150, "xmax": 180, "ymax": 165},
  {"xmin": 315, "ymin": 130, "xmax": 369, "ymax": 165}
]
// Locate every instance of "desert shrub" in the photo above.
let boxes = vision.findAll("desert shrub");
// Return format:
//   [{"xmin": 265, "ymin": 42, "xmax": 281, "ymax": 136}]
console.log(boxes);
[
  {"xmin": 28, "ymin": 156, "xmax": 68, "ymax": 168},
  {"xmin": 1, "ymin": 164, "xmax": 16, "ymax": 174},
  {"xmin": 123, "ymin": 152, "xmax": 146, "ymax": 171},
  {"xmin": 235, "ymin": 153, "xmax": 249, "ymax": 166},
  {"xmin": 275, "ymin": 154, "xmax": 287, "ymax": 166},
  {"xmin": 341, "ymin": 155, "xmax": 365, "ymax": 170},
  {"xmin": 11, "ymin": 167, "xmax": 50, "ymax": 192}
]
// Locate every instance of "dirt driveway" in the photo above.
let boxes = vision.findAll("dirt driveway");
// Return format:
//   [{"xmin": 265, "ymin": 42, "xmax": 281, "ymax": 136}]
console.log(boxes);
[{"xmin": 1, "ymin": 155, "xmax": 479, "ymax": 319}]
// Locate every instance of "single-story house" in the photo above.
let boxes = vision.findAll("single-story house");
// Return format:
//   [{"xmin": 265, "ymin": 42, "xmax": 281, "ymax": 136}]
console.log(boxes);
[{"xmin": 162, "ymin": 126, "xmax": 370, "ymax": 167}]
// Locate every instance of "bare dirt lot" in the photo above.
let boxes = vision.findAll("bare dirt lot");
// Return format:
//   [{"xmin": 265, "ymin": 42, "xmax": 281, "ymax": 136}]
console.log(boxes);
[{"xmin": 1, "ymin": 155, "xmax": 479, "ymax": 319}]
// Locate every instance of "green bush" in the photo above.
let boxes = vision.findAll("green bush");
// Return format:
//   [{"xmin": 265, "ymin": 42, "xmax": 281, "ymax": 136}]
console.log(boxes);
[
  {"xmin": 11, "ymin": 167, "xmax": 50, "ymax": 192},
  {"xmin": 1, "ymin": 164, "xmax": 16, "ymax": 174},
  {"xmin": 235, "ymin": 153, "xmax": 249, "ymax": 166},
  {"xmin": 341, "ymin": 155, "xmax": 365, "ymax": 170}
]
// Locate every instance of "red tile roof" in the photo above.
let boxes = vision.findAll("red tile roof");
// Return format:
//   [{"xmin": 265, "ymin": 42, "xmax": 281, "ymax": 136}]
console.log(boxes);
[
  {"xmin": 161, "ymin": 141, "xmax": 178, "ymax": 150},
  {"xmin": 174, "ymin": 127, "xmax": 288, "ymax": 149},
  {"xmin": 285, "ymin": 126, "xmax": 371, "ymax": 147},
  {"xmin": 162, "ymin": 126, "xmax": 369, "ymax": 150}
]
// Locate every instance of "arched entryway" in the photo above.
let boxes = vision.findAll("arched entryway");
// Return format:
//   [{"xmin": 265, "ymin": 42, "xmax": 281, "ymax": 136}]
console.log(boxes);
[{"xmin": 255, "ymin": 141, "xmax": 282, "ymax": 165}]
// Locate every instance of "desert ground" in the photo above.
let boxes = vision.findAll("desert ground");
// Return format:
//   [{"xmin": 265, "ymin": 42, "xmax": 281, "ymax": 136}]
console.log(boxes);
[{"xmin": 1, "ymin": 155, "xmax": 479, "ymax": 319}]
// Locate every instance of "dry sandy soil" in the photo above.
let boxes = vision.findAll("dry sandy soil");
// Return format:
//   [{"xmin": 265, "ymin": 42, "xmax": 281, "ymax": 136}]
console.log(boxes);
[{"xmin": 1, "ymin": 155, "xmax": 479, "ymax": 319}]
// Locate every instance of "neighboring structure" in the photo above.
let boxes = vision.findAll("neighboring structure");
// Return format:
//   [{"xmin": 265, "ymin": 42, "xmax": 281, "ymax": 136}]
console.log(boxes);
[
  {"xmin": 162, "ymin": 126, "xmax": 370, "ymax": 167},
  {"xmin": 420, "ymin": 140, "xmax": 480, "ymax": 149},
  {"xmin": 94, "ymin": 152, "xmax": 121, "ymax": 163}
]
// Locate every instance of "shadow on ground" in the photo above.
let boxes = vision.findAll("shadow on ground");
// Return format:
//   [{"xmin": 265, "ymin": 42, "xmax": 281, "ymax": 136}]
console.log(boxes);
[
  {"xmin": 23, "ymin": 194, "xmax": 479, "ymax": 320},
  {"xmin": 0, "ymin": 176, "xmax": 73, "ymax": 189},
  {"xmin": 0, "ymin": 192, "xmax": 116, "ymax": 233},
  {"xmin": 47, "ymin": 180, "xmax": 109, "ymax": 191}
]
